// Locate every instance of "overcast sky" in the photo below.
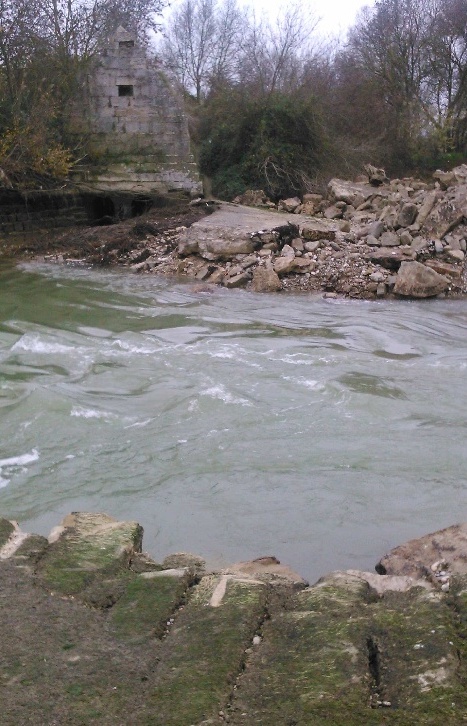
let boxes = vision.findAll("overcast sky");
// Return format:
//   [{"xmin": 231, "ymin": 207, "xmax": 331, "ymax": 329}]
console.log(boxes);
[
  {"xmin": 163, "ymin": 0, "xmax": 377, "ymax": 38},
  {"xmin": 255, "ymin": 0, "xmax": 376, "ymax": 36}
]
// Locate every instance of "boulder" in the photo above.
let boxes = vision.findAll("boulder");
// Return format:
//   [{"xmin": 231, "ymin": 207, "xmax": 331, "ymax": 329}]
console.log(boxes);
[
  {"xmin": 324, "ymin": 204, "xmax": 344, "ymax": 219},
  {"xmin": 274, "ymin": 257, "xmax": 296, "ymax": 276},
  {"xmin": 198, "ymin": 237, "xmax": 255, "ymax": 260},
  {"xmin": 367, "ymin": 247, "xmax": 415, "ymax": 271},
  {"xmin": 394, "ymin": 261, "xmax": 449, "ymax": 298},
  {"xmin": 367, "ymin": 220, "xmax": 385, "ymax": 238},
  {"xmin": 396, "ymin": 202, "xmax": 418, "ymax": 228},
  {"xmin": 178, "ymin": 237, "xmax": 199, "ymax": 256},
  {"xmin": 251, "ymin": 267, "xmax": 282, "ymax": 292},
  {"xmin": 422, "ymin": 183, "xmax": 467, "ymax": 239},
  {"xmin": 327, "ymin": 178, "xmax": 371, "ymax": 207},
  {"xmin": 424, "ymin": 259, "xmax": 462, "ymax": 279},
  {"xmin": 223, "ymin": 271, "xmax": 250, "ymax": 288},
  {"xmin": 377, "ymin": 522, "xmax": 467, "ymax": 579},
  {"xmin": 416, "ymin": 190, "xmax": 438, "ymax": 226},
  {"xmin": 278, "ymin": 197, "xmax": 301, "ymax": 213},
  {"xmin": 380, "ymin": 231, "xmax": 400, "ymax": 246},
  {"xmin": 364, "ymin": 164, "xmax": 389, "ymax": 185},
  {"xmin": 225, "ymin": 556, "xmax": 307, "ymax": 587},
  {"xmin": 300, "ymin": 224, "xmax": 336, "ymax": 242},
  {"xmin": 446, "ymin": 249, "xmax": 465, "ymax": 262},
  {"xmin": 233, "ymin": 189, "xmax": 269, "ymax": 206}
]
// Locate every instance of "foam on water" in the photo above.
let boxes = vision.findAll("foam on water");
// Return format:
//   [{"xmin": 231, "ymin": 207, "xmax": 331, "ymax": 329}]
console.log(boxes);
[
  {"xmin": 0, "ymin": 449, "xmax": 40, "ymax": 489},
  {"xmin": 201, "ymin": 384, "xmax": 253, "ymax": 406},
  {"xmin": 11, "ymin": 335, "xmax": 78, "ymax": 356}
]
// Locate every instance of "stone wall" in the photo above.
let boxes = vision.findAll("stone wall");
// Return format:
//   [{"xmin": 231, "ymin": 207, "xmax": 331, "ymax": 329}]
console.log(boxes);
[
  {"xmin": 0, "ymin": 190, "xmax": 89, "ymax": 235},
  {"xmin": 0, "ymin": 189, "xmax": 163, "ymax": 236},
  {"xmin": 74, "ymin": 27, "xmax": 201, "ymax": 195}
]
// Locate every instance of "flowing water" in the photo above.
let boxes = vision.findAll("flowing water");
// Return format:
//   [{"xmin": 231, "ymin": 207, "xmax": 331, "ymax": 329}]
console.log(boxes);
[{"xmin": 1, "ymin": 260, "xmax": 466, "ymax": 582}]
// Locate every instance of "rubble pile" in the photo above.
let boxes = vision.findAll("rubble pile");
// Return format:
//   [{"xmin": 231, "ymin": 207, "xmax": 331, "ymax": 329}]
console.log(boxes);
[{"xmin": 64, "ymin": 165, "xmax": 467, "ymax": 298}]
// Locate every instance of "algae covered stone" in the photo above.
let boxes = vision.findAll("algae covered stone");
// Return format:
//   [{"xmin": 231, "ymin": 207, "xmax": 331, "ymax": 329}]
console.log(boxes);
[{"xmin": 38, "ymin": 512, "xmax": 143, "ymax": 595}]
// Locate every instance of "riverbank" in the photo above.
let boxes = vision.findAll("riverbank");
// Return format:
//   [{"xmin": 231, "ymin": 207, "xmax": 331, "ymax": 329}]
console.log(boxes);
[
  {"xmin": 1, "ymin": 511, "xmax": 467, "ymax": 724},
  {"xmin": 1, "ymin": 166, "xmax": 467, "ymax": 300}
]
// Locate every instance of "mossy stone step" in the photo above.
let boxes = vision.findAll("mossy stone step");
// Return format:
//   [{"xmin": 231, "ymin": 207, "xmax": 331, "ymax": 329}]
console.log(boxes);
[
  {"xmin": 110, "ymin": 569, "xmax": 195, "ymax": 642},
  {"xmin": 143, "ymin": 574, "xmax": 267, "ymax": 726},
  {"xmin": 228, "ymin": 572, "xmax": 377, "ymax": 725},
  {"xmin": 36, "ymin": 512, "xmax": 143, "ymax": 595},
  {"xmin": 0, "ymin": 518, "xmax": 15, "ymax": 549}
]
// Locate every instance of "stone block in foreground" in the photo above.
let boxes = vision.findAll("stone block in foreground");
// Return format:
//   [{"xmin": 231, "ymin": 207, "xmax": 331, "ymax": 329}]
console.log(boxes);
[
  {"xmin": 1, "ymin": 513, "xmax": 467, "ymax": 723},
  {"xmin": 37, "ymin": 511, "xmax": 143, "ymax": 594}
]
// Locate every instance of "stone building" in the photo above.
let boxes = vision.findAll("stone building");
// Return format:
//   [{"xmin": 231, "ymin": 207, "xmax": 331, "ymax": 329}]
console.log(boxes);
[{"xmin": 77, "ymin": 27, "xmax": 201, "ymax": 195}]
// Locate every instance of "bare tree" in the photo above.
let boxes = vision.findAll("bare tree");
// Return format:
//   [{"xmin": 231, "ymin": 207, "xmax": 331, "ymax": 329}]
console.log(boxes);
[
  {"xmin": 237, "ymin": 4, "xmax": 319, "ymax": 96},
  {"xmin": 161, "ymin": 0, "xmax": 245, "ymax": 102}
]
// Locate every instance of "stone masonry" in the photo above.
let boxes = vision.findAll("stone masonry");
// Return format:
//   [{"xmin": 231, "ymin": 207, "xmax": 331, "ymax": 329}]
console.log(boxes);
[{"xmin": 75, "ymin": 27, "xmax": 201, "ymax": 195}]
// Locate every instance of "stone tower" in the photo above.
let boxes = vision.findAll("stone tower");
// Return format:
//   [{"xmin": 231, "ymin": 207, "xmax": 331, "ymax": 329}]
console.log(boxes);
[{"xmin": 80, "ymin": 27, "xmax": 201, "ymax": 195}]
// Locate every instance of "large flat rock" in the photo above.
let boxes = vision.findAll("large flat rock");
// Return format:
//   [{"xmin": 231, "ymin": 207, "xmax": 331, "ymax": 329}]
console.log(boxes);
[{"xmin": 177, "ymin": 202, "xmax": 338, "ymax": 259}]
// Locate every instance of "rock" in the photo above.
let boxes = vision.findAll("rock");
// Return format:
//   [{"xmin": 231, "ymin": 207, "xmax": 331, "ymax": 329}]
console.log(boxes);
[
  {"xmin": 434, "ymin": 240, "xmax": 444, "ymax": 254},
  {"xmin": 207, "ymin": 268, "xmax": 226, "ymax": 284},
  {"xmin": 300, "ymin": 193, "xmax": 323, "ymax": 215},
  {"xmin": 399, "ymin": 230, "xmax": 413, "ymax": 245},
  {"xmin": 291, "ymin": 238, "xmax": 304, "ymax": 251},
  {"xmin": 162, "ymin": 552, "xmax": 206, "ymax": 575},
  {"xmin": 327, "ymin": 178, "xmax": 372, "ymax": 207},
  {"xmin": 394, "ymin": 261, "xmax": 450, "ymax": 298},
  {"xmin": 251, "ymin": 267, "xmax": 282, "ymax": 292},
  {"xmin": 367, "ymin": 220, "xmax": 385, "ymax": 238},
  {"xmin": 274, "ymin": 257, "xmax": 296, "ymax": 276},
  {"xmin": 411, "ymin": 237, "xmax": 429, "ymax": 253},
  {"xmin": 241, "ymin": 254, "xmax": 258, "ymax": 269},
  {"xmin": 396, "ymin": 202, "xmax": 418, "ymax": 228},
  {"xmin": 364, "ymin": 164, "xmax": 389, "ymax": 185},
  {"xmin": 223, "ymin": 271, "xmax": 250, "ymax": 288},
  {"xmin": 424, "ymin": 259, "xmax": 462, "ymax": 279},
  {"xmin": 304, "ymin": 240, "xmax": 320, "ymax": 252},
  {"xmin": 280, "ymin": 244, "xmax": 295, "ymax": 257},
  {"xmin": 178, "ymin": 237, "xmax": 199, "ymax": 256},
  {"xmin": 433, "ymin": 169, "xmax": 457, "ymax": 190},
  {"xmin": 278, "ymin": 197, "xmax": 301, "ymax": 213},
  {"xmin": 365, "ymin": 235, "xmax": 381, "ymax": 246},
  {"xmin": 376, "ymin": 282, "xmax": 386, "ymax": 297},
  {"xmin": 380, "ymin": 231, "xmax": 400, "ymax": 246},
  {"xmin": 225, "ymin": 556, "xmax": 307, "ymax": 587},
  {"xmin": 199, "ymin": 237, "xmax": 255, "ymax": 260},
  {"xmin": 446, "ymin": 249, "xmax": 465, "ymax": 262},
  {"xmin": 416, "ymin": 190, "xmax": 438, "ymax": 226},
  {"xmin": 195, "ymin": 265, "xmax": 212, "ymax": 281},
  {"xmin": 301, "ymin": 224, "xmax": 336, "ymax": 242},
  {"xmin": 367, "ymin": 247, "xmax": 414, "ymax": 270},
  {"xmin": 324, "ymin": 204, "xmax": 343, "ymax": 219},
  {"xmin": 0, "ymin": 518, "xmax": 16, "ymax": 549},
  {"xmin": 39, "ymin": 512, "xmax": 143, "ymax": 595},
  {"xmin": 293, "ymin": 258, "xmax": 312, "ymax": 272},
  {"xmin": 377, "ymin": 522, "xmax": 467, "ymax": 579}
]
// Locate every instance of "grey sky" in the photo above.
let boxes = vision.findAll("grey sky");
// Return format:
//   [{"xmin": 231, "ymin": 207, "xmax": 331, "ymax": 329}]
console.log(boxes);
[{"xmin": 256, "ymin": 0, "xmax": 376, "ymax": 36}]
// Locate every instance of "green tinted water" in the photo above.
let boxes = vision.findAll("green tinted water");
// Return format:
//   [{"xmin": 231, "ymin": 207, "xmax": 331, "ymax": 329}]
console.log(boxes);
[{"xmin": 1, "ymin": 260, "xmax": 466, "ymax": 581}]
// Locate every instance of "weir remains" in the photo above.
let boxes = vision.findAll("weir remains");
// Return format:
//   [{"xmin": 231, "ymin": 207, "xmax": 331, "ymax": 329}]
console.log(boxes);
[{"xmin": 1, "ymin": 512, "xmax": 467, "ymax": 724}]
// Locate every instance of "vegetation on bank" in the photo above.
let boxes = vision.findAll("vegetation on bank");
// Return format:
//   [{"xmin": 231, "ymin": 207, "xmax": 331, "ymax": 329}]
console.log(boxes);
[{"xmin": 1, "ymin": 0, "xmax": 467, "ymax": 195}]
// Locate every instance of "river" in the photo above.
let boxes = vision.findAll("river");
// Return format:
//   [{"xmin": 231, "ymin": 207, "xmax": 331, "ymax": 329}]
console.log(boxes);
[{"xmin": 1, "ymin": 260, "xmax": 466, "ymax": 582}]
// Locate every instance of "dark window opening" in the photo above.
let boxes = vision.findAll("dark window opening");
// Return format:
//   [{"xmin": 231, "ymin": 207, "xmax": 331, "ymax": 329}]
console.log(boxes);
[
  {"xmin": 119, "ymin": 40, "xmax": 134, "ymax": 48},
  {"xmin": 118, "ymin": 85, "xmax": 134, "ymax": 97}
]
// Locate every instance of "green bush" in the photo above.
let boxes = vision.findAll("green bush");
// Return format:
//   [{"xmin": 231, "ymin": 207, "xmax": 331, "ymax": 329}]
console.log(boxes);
[{"xmin": 199, "ymin": 92, "xmax": 326, "ymax": 200}]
